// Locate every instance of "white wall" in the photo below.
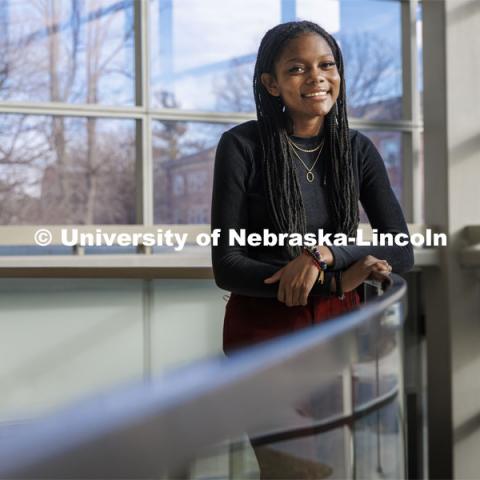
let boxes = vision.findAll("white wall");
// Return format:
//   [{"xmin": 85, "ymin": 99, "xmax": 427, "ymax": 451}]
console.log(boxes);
[{"xmin": 0, "ymin": 278, "xmax": 226, "ymax": 423}]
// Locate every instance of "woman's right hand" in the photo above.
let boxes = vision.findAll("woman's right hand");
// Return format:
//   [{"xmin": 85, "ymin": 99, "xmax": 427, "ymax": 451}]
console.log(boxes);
[{"xmin": 341, "ymin": 255, "xmax": 392, "ymax": 293}]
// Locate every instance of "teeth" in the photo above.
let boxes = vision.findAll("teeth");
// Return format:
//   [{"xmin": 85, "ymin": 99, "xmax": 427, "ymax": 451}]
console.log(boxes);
[{"xmin": 304, "ymin": 91, "xmax": 328, "ymax": 97}]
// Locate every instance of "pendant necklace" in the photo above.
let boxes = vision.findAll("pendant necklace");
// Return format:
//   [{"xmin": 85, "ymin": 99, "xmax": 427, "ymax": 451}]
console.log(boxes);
[{"xmin": 288, "ymin": 137, "xmax": 325, "ymax": 183}]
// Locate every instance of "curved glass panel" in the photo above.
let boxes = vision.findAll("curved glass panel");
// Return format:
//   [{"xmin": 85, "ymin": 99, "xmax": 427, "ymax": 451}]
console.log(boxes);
[
  {"xmin": 0, "ymin": 278, "xmax": 407, "ymax": 479},
  {"xmin": 184, "ymin": 299, "xmax": 405, "ymax": 480},
  {"xmin": 354, "ymin": 401, "xmax": 405, "ymax": 479}
]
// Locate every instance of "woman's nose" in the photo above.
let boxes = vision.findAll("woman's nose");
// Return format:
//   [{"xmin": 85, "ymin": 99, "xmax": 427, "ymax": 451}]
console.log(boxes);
[{"xmin": 307, "ymin": 67, "xmax": 327, "ymax": 84}]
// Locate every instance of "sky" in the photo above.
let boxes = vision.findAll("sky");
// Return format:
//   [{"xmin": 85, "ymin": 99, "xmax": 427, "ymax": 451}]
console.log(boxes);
[{"xmin": 149, "ymin": 0, "xmax": 406, "ymax": 110}]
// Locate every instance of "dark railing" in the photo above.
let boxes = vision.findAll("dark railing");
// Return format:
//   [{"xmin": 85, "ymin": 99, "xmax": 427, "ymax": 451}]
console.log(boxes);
[{"xmin": 0, "ymin": 276, "xmax": 407, "ymax": 479}]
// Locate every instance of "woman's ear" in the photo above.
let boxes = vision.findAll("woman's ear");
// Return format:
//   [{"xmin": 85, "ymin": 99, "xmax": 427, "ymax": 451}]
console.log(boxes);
[{"xmin": 260, "ymin": 73, "xmax": 280, "ymax": 97}]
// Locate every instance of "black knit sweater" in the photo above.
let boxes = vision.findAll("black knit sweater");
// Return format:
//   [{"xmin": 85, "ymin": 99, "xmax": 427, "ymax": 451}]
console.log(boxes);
[{"xmin": 211, "ymin": 120, "xmax": 413, "ymax": 298}]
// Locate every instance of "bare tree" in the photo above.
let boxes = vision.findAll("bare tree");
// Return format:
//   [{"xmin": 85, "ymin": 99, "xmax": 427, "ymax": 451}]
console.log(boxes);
[
  {"xmin": 0, "ymin": 12, "xmax": 11, "ymax": 95},
  {"xmin": 340, "ymin": 32, "xmax": 398, "ymax": 119},
  {"xmin": 214, "ymin": 60, "xmax": 255, "ymax": 113}
]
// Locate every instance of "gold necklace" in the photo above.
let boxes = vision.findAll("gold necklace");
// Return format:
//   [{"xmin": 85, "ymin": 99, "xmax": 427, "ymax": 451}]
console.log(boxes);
[
  {"xmin": 288, "ymin": 137, "xmax": 322, "ymax": 153},
  {"xmin": 289, "ymin": 138, "xmax": 325, "ymax": 183}
]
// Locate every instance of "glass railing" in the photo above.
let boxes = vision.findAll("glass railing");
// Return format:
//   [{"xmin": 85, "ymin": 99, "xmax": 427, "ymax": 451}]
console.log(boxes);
[{"xmin": 0, "ymin": 276, "xmax": 407, "ymax": 480}]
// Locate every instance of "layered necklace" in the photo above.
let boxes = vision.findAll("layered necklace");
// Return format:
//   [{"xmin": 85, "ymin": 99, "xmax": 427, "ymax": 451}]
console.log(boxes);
[{"xmin": 287, "ymin": 136, "xmax": 325, "ymax": 183}]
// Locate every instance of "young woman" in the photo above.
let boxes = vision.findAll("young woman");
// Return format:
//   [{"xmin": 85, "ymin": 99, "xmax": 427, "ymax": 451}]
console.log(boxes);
[
  {"xmin": 211, "ymin": 20, "xmax": 413, "ymax": 352},
  {"xmin": 211, "ymin": 20, "xmax": 413, "ymax": 478}
]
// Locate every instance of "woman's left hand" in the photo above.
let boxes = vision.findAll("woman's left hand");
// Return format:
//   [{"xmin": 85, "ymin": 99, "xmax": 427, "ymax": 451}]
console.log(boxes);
[{"xmin": 264, "ymin": 254, "xmax": 318, "ymax": 307}]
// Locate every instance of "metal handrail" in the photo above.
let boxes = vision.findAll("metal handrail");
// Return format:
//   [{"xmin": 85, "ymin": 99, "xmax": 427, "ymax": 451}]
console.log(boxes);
[
  {"xmin": 0, "ymin": 275, "xmax": 407, "ymax": 479},
  {"xmin": 250, "ymin": 383, "xmax": 399, "ymax": 446}
]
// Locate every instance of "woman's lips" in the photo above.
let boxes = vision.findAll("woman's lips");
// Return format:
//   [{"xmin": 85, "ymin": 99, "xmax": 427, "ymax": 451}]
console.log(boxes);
[
  {"xmin": 302, "ymin": 91, "xmax": 329, "ymax": 101},
  {"xmin": 302, "ymin": 90, "xmax": 329, "ymax": 98}
]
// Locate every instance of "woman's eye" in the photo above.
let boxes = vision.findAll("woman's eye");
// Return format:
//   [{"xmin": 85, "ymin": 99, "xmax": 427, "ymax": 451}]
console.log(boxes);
[{"xmin": 321, "ymin": 62, "xmax": 336, "ymax": 69}]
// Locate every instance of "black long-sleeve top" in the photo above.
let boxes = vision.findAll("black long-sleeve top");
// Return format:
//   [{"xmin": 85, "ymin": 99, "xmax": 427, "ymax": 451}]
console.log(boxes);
[{"xmin": 211, "ymin": 120, "xmax": 413, "ymax": 298}]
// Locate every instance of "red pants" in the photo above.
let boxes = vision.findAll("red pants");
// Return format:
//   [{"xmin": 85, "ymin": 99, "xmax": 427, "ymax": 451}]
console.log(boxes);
[{"xmin": 223, "ymin": 291, "xmax": 360, "ymax": 353}]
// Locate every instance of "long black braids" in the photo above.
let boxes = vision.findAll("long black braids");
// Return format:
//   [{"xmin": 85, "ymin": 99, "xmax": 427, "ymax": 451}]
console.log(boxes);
[{"xmin": 253, "ymin": 21, "xmax": 359, "ymax": 258}]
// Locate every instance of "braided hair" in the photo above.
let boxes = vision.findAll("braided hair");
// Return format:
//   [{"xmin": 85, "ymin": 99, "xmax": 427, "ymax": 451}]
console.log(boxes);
[{"xmin": 253, "ymin": 21, "xmax": 359, "ymax": 258}]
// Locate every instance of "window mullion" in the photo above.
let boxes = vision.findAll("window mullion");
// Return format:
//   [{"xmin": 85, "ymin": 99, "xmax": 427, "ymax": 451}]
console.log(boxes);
[
  {"xmin": 135, "ymin": 0, "xmax": 153, "ymax": 226},
  {"xmin": 401, "ymin": 0, "xmax": 422, "ymax": 223}
]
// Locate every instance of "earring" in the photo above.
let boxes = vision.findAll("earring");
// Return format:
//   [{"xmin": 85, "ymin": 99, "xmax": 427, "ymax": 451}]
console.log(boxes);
[{"xmin": 334, "ymin": 102, "xmax": 339, "ymax": 126}]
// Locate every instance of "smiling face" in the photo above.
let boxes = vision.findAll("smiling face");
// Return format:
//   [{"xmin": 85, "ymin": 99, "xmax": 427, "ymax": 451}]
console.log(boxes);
[{"xmin": 261, "ymin": 33, "xmax": 341, "ymax": 135}]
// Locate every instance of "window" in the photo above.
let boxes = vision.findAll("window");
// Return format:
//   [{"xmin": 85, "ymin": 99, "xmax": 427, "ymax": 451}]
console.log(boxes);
[
  {"xmin": 173, "ymin": 174, "xmax": 184, "ymax": 196},
  {"xmin": 0, "ymin": 0, "xmax": 135, "ymax": 105},
  {"xmin": 0, "ymin": 0, "xmax": 422, "ymax": 231},
  {"xmin": 361, "ymin": 131, "xmax": 403, "ymax": 204},
  {"xmin": 187, "ymin": 206, "xmax": 209, "ymax": 224},
  {"xmin": 149, "ymin": 0, "xmax": 402, "ymax": 120},
  {"xmin": 0, "ymin": 115, "xmax": 135, "ymax": 224},
  {"xmin": 187, "ymin": 171, "xmax": 207, "ymax": 193},
  {"xmin": 340, "ymin": 1, "xmax": 402, "ymax": 121},
  {"xmin": 153, "ymin": 120, "xmax": 225, "ymax": 225}
]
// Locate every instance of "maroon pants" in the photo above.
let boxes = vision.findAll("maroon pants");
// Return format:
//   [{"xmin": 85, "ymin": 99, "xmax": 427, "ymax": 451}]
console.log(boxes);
[{"xmin": 223, "ymin": 291, "xmax": 360, "ymax": 353}]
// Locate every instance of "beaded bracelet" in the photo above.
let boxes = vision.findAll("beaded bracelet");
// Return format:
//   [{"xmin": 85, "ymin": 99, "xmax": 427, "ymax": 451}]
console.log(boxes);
[
  {"xmin": 303, "ymin": 246, "xmax": 328, "ymax": 272},
  {"xmin": 303, "ymin": 247, "xmax": 328, "ymax": 285}
]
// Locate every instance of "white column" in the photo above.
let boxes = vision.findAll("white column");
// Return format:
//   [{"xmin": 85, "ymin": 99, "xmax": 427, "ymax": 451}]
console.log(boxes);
[{"xmin": 422, "ymin": 1, "xmax": 480, "ymax": 478}]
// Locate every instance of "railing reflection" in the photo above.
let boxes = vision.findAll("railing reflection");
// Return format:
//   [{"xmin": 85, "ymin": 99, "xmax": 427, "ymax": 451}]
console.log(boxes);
[
  {"xmin": 0, "ymin": 276, "xmax": 406, "ymax": 480},
  {"xmin": 190, "ymin": 285, "xmax": 405, "ymax": 480}
]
